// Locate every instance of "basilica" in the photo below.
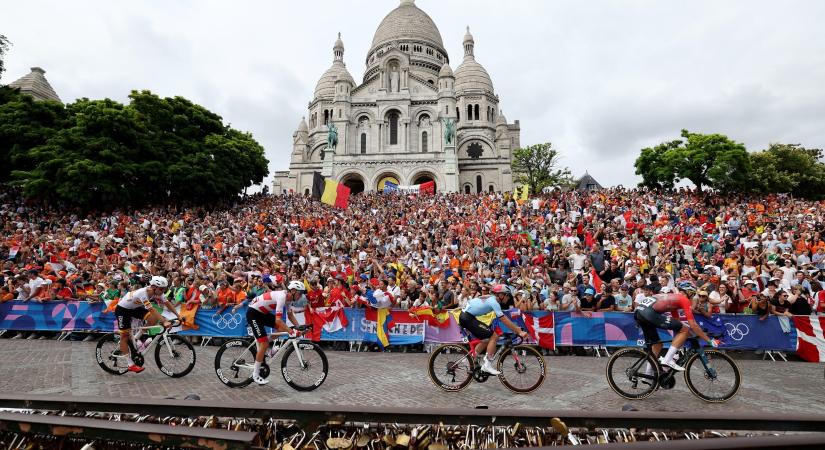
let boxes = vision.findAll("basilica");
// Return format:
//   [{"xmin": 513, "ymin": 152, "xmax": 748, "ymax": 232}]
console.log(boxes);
[{"xmin": 272, "ymin": 0, "xmax": 520, "ymax": 195}]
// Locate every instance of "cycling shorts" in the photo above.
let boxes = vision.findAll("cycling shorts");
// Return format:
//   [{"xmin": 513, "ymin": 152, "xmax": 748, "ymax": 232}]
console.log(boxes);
[
  {"xmin": 458, "ymin": 311, "xmax": 493, "ymax": 340},
  {"xmin": 115, "ymin": 305, "xmax": 151, "ymax": 331},
  {"xmin": 634, "ymin": 306, "xmax": 683, "ymax": 344},
  {"xmin": 246, "ymin": 308, "xmax": 277, "ymax": 342}
]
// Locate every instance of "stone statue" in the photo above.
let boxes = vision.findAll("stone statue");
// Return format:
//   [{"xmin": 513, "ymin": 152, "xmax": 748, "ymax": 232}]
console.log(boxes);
[
  {"xmin": 327, "ymin": 123, "xmax": 338, "ymax": 150},
  {"xmin": 442, "ymin": 118, "xmax": 455, "ymax": 145},
  {"xmin": 389, "ymin": 65, "xmax": 399, "ymax": 92}
]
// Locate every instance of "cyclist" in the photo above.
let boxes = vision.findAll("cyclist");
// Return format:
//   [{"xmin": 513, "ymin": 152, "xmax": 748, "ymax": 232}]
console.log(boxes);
[
  {"xmin": 459, "ymin": 284, "xmax": 528, "ymax": 375},
  {"xmin": 232, "ymin": 280, "xmax": 305, "ymax": 385},
  {"xmin": 634, "ymin": 281, "xmax": 720, "ymax": 371},
  {"xmin": 114, "ymin": 276, "xmax": 176, "ymax": 373}
]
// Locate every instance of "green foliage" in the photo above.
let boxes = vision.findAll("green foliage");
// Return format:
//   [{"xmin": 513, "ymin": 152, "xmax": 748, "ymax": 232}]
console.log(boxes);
[
  {"xmin": 0, "ymin": 86, "xmax": 67, "ymax": 181},
  {"xmin": 634, "ymin": 130, "xmax": 750, "ymax": 192},
  {"xmin": 511, "ymin": 142, "xmax": 573, "ymax": 194},
  {"xmin": 0, "ymin": 35, "xmax": 10, "ymax": 80},
  {"xmin": 8, "ymin": 89, "xmax": 268, "ymax": 209},
  {"xmin": 749, "ymin": 143, "xmax": 825, "ymax": 200}
]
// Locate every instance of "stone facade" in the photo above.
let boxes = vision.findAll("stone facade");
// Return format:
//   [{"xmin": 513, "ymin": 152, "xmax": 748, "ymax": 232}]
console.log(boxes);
[
  {"xmin": 273, "ymin": 0, "xmax": 520, "ymax": 195},
  {"xmin": 8, "ymin": 67, "xmax": 61, "ymax": 102}
]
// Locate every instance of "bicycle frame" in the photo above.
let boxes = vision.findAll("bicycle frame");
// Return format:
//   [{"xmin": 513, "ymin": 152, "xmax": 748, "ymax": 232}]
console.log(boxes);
[
  {"xmin": 232, "ymin": 332, "xmax": 309, "ymax": 371},
  {"xmin": 116, "ymin": 321, "xmax": 179, "ymax": 360}
]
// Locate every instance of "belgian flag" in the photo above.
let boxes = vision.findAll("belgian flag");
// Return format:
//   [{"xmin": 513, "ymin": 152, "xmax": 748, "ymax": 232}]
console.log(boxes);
[{"xmin": 312, "ymin": 172, "xmax": 351, "ymax": 209}]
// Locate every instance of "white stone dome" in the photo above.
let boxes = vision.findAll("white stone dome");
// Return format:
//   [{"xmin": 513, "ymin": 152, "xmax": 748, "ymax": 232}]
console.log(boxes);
[
  {"xmin": 371, "ymin": 0, "xmax": 445, "ymax": 53},
  {"xmin": 438, "ymin": 63, "xmax": 453, "ymax": 78},
  {"xmin": 454, "ymin": 59, "xmax": 493, "ymax": 94},
  {"xmin": 454, "ymin": 27, "xmax": 493, "ymax": 94},
  {"xmin": 314, "ymin": 61, "xmax": 355, "ymax": 99}
]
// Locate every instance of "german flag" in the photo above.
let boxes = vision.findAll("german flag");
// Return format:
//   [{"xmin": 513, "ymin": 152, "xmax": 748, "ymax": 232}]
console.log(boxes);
[{"xmin": 312, "ymin": 172, "xmax": 351, "ymax": 209}]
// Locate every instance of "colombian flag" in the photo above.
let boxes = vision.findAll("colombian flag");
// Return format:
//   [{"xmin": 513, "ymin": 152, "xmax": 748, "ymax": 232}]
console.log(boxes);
[{"xmin": 312, "ymin": 172, "xmax": 351, "ymax": 209}]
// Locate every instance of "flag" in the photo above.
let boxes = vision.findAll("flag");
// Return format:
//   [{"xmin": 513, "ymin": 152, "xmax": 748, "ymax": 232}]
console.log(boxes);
[
  {"xmin": 180, "ymin": 303, "xmax": 200, "ymax": 330},
  {"xmin": 409, "ymin": 306, "xmax": 451, "ymax": 328},
  {"xmin": 523, "ymin": 312, "xmax": 555, "ymax": 350},
  {"xmin": 512, "ymin": 186, "xmax": 521, "ymax": 201},
  {"xmin": 419, "ymin": 181, "xmax": 435, "ymax": 195},
  {"xmin": 520, "ymin": 184, "xmax": 529, "ymax": 201},
  {"xmin": 375, "ymin": 308, "xmax": 393, "ymax": 349},
  {"xmin": 305, "ymin": 306, "xmax": 349, "ymax": 341},
  {"xmin": 383, "ymin": 181, "xmax": 398, "ymax": 194},
  {"xmin": 793, "ymin": 316, "xmax": 825, "ymax": 362},
  {"xmin": 590, "ymin": 268, "xmax": 603, "ymax": 293},
  {"xmin": 311, "ymin": 172, "xmax": 350, "ymax": 209}
]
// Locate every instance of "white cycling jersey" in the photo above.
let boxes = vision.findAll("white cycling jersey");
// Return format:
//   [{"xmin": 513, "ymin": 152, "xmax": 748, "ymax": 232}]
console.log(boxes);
[
  {"xmin": 249, "ymin": 290, "xmax": 288, "ymax": 316},
  {"xmin": 117, "ymin": 287, "xmax": 154, "ymax": 309}
]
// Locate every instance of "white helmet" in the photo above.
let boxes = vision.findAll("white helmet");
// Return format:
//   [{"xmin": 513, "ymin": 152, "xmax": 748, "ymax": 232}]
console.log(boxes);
[
  {"xmin": 149, "ymin": 276, "xmax": 168, "ymax": 289},
  {"xmin": 287, "ymin": 280, "xmax": 306, "ymax": 291}
]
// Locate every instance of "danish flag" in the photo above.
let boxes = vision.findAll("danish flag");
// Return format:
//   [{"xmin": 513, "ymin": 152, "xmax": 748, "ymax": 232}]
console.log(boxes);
[
  {"xmin": 793, "ymin": 316, "xmax": 825, "ymax": 362},
  {"xmin": 523, "ymin": 313, "xmax": 555, "ymax": 350}
]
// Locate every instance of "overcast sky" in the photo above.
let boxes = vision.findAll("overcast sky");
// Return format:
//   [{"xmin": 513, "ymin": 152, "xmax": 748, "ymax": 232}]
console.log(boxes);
[{"xmin": 3, "ymin": 0, "xmax": 825, "ymax": 189}]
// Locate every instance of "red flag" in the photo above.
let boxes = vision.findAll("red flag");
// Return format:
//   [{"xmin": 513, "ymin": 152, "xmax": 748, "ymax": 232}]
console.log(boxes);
[
  {"xmin": 793, "ymin": 316, "xmax": 825, "ymax": 362},
  {"xmin": 304, "ymin": 306, "xmax": 349, "ymax": 341},
  {"xmin": 590, "ymin": 268, "xmax": 603, "ymax": 293},
  {"xmin": 419, "ymin": 181, "xmax": 435, "ymax": 195},
  {"xmin": 523, "ymin": 313, "xmax": 555, "ymax": 350}
]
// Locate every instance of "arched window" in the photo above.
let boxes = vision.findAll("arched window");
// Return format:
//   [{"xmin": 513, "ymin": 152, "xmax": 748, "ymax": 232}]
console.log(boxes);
[
  {"xmin": 304, "ymin": 188, "xmax": 310, "ymax": 196},
  {"xmin": 467, "ymin": 105, "xmax": 472, "ymax": 121},
  {"xmin": 445, "ymin": 105, "xmax": 448, "ymax": 114},
  {"xmin": 464, "ymin": 185, "xmax": 471, "ymax": 194},
  {"xmin": 360, "ymin": 133, "xmax": 367, "ymax": 154},
  {"xmin": 474, "ymin": 104, "xmax": 479, "ymax": 121},
  {"xmin": 389, "ymin": 112, "xmax": 399, "ymax": 145},
  {"xmin": 456, "ymin": 107, "xmax": 460, "ymax": 122},
  {"xmin": 421, "ymin": 132, "xmax": 428, "ymax": 153},
  {"xmin": 476, "ymin": 175, "xmax": 482, "ymax": 194},
  {"xmin": 489, "ymin": 185, "xmax": 494, "ymax": 193},
  {"xmin": 323, "ymin": 110, "xmax": 329, "ymax": 125}
]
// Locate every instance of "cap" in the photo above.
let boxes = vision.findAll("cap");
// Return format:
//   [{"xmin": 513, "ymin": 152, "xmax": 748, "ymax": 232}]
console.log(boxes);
[
  {"xmin": 697, "ymin": 290, "xmax": 709, "ymax": 296},
  {"xmin": 198, "ymin": 285, "xmax": 207, "ymax": 292},
  {"xmin": 744, "ymin": 280, "xmax": 757, "ymax": 286}
]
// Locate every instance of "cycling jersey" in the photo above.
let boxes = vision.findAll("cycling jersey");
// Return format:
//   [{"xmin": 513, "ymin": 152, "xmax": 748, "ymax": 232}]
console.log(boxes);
[
  {"xmin": 636, "ymin": 293, "xmax": 694, "ymax": 321},
  {"xmin": 249, "ymin": 290, "xmax": 287, "ymax": 316},
  {"xmin": 462, "ymin": 296, "xmax": 503, "ymax": 318},
  {"xmin": 117, "ymin": 288, "xmax": 154, "ymax": 309}
]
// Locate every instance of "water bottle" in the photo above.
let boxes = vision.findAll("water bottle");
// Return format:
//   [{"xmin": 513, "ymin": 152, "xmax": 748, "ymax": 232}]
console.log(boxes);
[
  {"xmin": 147, "ymin": 325, "xmax": 164, "ymax": 336},
  {"xmin": 137, "ymin": 337, "xmax": 153, "ymax": 353}
]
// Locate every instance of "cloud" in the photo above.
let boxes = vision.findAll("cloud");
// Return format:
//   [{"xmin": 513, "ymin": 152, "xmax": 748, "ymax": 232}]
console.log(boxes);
[{"xmin": 2, "ymin": 0, "xmax": 824, "ymax": 190}]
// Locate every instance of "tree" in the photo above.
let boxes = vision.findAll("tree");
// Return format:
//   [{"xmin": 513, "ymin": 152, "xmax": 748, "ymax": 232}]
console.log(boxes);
[
  {"xmin": 0, "ymin": 86, "xmax": 67, "ymax": 182},
  {"xmin": 0, "ymin": 35, "xmax": 10, "ymax": 81},
  {"xmin": 634, "ymin": 130, "xmax": 750, "ymax": 192},
  {"xmin": 511, "ymin": 142, "xmax": 573, "ymax": 194},
  {"xmin": 11, "ymin": 90, "xmax": 269, "ymax": 209},
  {"xmin": 749, "ymin": 143, "xmax": 825, "ymax": 200},
  {"xmin": 634, "ymin": 140, "xmax": 680, "ymax": 190}
]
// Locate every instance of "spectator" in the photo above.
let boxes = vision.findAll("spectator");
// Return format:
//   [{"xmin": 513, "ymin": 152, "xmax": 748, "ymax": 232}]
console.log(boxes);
[{"xmin": 614, "ymin": 285, "xmax": 633, "ymax": 312}]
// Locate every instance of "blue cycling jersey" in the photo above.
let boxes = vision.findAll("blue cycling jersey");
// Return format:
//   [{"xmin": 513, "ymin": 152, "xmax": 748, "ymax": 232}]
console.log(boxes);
[{"xmin": 462, "ymin": 296, "xmax": 503, "ymax": 318}]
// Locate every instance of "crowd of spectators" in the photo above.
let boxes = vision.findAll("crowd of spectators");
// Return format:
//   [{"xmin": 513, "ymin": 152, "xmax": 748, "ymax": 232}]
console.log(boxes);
[{"xmin": 2, "ymin": 185, "xmax": 825, "ymax": 334}]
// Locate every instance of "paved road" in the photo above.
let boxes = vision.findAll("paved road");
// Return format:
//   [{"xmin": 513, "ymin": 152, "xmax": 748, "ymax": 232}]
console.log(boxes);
[{"xmin": 0, "ymin": 340, "xmax": 823, "ymax": 414}]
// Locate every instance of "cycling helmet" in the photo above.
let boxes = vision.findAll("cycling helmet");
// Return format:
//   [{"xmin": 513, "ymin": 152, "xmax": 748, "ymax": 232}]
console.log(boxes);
[
  {"xmin": 149, "ymin": 276, "xmax": 168, "ymax": 289},
  {"xmin": 491, "ymin": 284, "xmax": 508, "ymax": 294},
  {"xmin": 287, "ymin": 280, "xmax": 306, "ymax": 291},
  {"xmin": 677, "ymin": 281, "xmax": 697, "ymax": 293}
]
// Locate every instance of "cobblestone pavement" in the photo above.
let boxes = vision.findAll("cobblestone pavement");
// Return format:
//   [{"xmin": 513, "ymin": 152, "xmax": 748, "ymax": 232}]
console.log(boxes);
[{"xmin": 0, "ymin": 339, "xmax": 823, "ymax": 414}]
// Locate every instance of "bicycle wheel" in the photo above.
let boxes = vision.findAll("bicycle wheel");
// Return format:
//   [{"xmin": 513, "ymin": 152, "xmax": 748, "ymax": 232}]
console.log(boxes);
[
  {"xmin": 684, "ymin": 349, "xmax": 741, "ymax": 402},
  {"xmin": 497, "ymin": 345, "xmax": 546, "ymax": 393},
  {"xmin": 95, "ymin": 333, "xmax": 129, "ymax": 375},
  {"xmin": 214, "ymin": 339, "xmax": 255, "ymax": 388},
  {"xmin": 154, "ymin": 335, "xmax": 196, "ymax": 378},
  {"xmin": 280, "ymin": 340, "xmax": 329, "ymax": 391},
  {"xmin": 605, "ymin": 348, "xmax": 660, "ymax": 400},
  {"xmin": 428, "ymin": 344, "xmax": 474, "ymax": 392}
]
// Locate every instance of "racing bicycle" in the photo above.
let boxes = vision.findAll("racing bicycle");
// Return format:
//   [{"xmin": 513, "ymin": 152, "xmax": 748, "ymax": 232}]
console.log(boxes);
[
  {"xmin": 605, "ymin": 336, "xmax": 741, "ymax": 402},
  {"xmin": 428, "ymin": 331, "xmax": 546, "ymax": 393},
  {"xmin": 214, "ymin": 324, "xmax": 328, "ymax": 391},
  {"xmin": 95, "ymin": 319, "xmax": 196, "ymax": 377}
]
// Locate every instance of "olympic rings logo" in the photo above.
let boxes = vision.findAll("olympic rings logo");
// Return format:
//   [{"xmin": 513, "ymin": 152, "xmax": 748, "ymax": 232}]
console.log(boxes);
[
  {"xmin": 212, "ymin": 312, "xmax": 243, "ymax": 330},
  {"xmin": 725, "ymin": 322, "xmax": 750, "ymax": 341}
]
